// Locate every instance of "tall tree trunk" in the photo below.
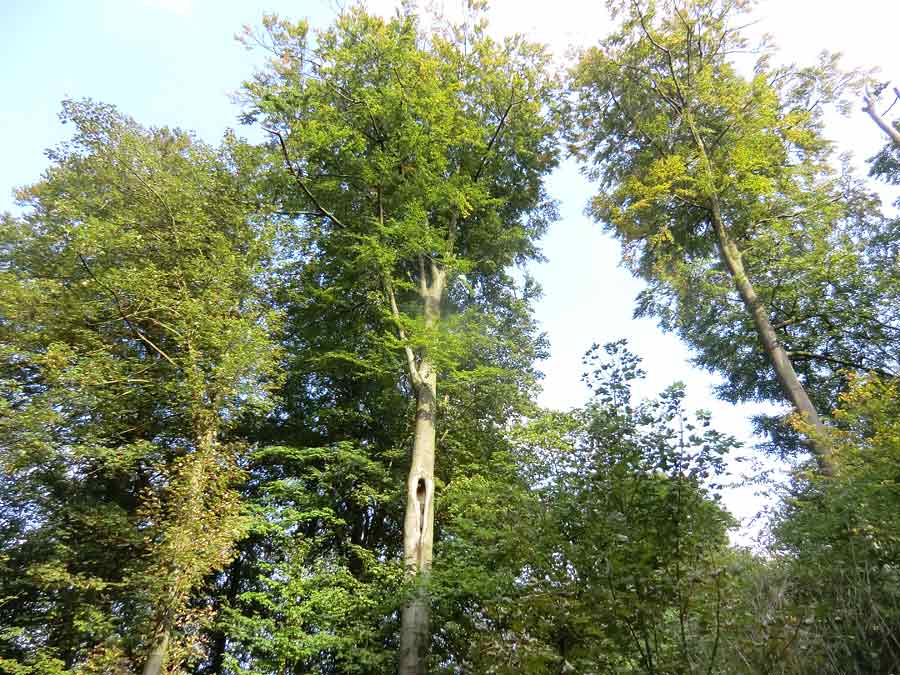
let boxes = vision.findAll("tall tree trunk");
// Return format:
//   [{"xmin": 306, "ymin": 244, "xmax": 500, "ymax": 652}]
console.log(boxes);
[
  {"xmin": 710, "ymin": 205, "xmax": 835, "ymax": 475},
  {"xmin": 398, "ymin": 264, "xmax": 444, "ymax": 675},
  {"xmin": 141, "ymin": 428, "xmax": 217, "ymax": 675},
  {"xmin": 685, "ymin": 112, "xmax": 835, "ymax": 475}
]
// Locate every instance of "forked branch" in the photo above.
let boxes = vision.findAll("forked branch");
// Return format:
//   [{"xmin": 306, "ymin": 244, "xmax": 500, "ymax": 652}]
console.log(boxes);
[
  {"xmin": 863, "ymin": 85, "xmax": 900, "ymax": 145},
  {"xmin": 384, "ymin": 275, "xmax": 422, "ymax": 388}
]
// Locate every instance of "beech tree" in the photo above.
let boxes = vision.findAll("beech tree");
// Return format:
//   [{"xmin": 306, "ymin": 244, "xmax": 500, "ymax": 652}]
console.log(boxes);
[
  {"xmin": 211, "ymin": 257, "xmax": 547, "ymax": 673},
  {"xmin": 0, "ymin": 101, "xmax": 280, "ymax": 674},
  {"xmin": 239, "ymin": 5, "xmax": 559, "ymax": 672},
  {"xmin": 568, "ymin": 0, "xmax": 874, "ymax": 473},
  {"xmin": 630, "ymin": 172, "xmax": 899, "ymax": 458}
]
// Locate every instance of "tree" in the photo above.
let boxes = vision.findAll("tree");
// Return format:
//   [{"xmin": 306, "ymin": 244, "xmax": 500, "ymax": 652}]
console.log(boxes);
[
  {"xmin": 631, "ymin": 168, "xmax": 899, "ymax": 459},
  {"xmin": 765, "ymin": 374, "xmax": 900, "ymax": 674},
  {"xmin": 204, "ymin": 226, "xmax": 548, "ymax": 674},
  {"xmin": 238, "ymin": 5, "xmax": 559, "ymax": 672},
  {"xmin": 429, "ymin": 342, "xmax": 738, "ymax": 674},
  {"xmin": 0, "ymin": 100, "xmax": 280, "ymax": 674},
  {"xmin": 207, "ymin": 266, "xmax": 413, "ymax": 675},
  {"xmin": 568, "ymin": 0, "xmax": 874, "ymax": 473}
]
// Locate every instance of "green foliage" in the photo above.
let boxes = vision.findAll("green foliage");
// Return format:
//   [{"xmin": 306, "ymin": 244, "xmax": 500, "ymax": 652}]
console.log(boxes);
[
  {"xmin": 0, "ymin": 100, "xmax": 280, "ymax": 671},
  {"xmin": 762, "ymin": 376, "xmax": 900, "ymax": 673},
  {"xmin": 569, "ymin": 0, "xmax": 896, "ymax": 454},
  {"xmin": 3, "ymin": 4, "xmax": 900, "ymax": 675},
  {"xmin": 238, "ymin": 4, "xmax": 558, "ymax": 372},
  {"xmin": 218, "ymin": 445, "xmax": 404, "ymax": 675},
  {"xmin": 430, "ymin": 342, "xmax": 738, "ymax": 674}
]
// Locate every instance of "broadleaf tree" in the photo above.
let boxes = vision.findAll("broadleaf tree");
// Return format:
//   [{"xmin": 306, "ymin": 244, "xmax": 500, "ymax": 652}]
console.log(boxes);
[
  {"xmin": 0, "ymin": 100, "xmax": 281, "ymax": 674},
  {"xmin": 568, "ymin": 0, "xmax": 879, "ymax": 473},
  {"xmin": 428, "ymin": 341, "xmax": 738, "ymax": 673},
  {"xmin": 238, "ymin": 5, "xmax": 560, "ymax": 672}
]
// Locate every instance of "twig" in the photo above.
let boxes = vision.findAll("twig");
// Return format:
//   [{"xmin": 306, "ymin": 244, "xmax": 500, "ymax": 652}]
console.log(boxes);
[{"xmin": 474, "ymin": 99, "xmax": 516, "ymax": 182}]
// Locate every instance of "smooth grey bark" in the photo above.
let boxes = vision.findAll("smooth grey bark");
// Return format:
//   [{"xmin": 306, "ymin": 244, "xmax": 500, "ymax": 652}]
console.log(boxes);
[
  {"xmin": 684, "ymin": 113, "xmax": 835, "ymax": 476},
  {"xmin": 710, "ymin": 204, "xmax": 834, "ymax": 475},
  {"xmin": 397, "ymin": 262, "xmax": 445, "ymax": 675}
]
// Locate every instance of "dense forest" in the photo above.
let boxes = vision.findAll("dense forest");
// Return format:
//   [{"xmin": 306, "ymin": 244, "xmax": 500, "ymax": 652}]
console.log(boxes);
[{"xmin": 2, "ymin": 1, "xmax": 900, "ymax": 673}]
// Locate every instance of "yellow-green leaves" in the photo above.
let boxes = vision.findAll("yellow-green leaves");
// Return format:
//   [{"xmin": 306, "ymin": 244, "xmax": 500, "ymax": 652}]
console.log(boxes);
[
  {"xmin": 572, "ymin": 0, "xmax": 888, "ymax": 421},
  {"xmin": 0, "ymin": 100, "xmax": 283, "ymax": 670}
]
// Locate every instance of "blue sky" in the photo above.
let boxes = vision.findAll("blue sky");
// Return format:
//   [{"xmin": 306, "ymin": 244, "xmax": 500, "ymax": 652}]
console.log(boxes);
[{"xmin": 3, "ymin": 0, "xmax": 898, "ymax": 535}]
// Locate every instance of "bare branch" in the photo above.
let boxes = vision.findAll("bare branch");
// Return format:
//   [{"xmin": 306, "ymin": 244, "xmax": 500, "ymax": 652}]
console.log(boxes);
[
  {"xmin": 633, "ymin": 0, "xmax": 687, "ymax": 106},
  {"xmin": 446, "ymin": 211, "xmax": 459, "ymax": 250},
  {"xmin": 383, "ymin": 276, "xmax": 421, "ymax": 388},
  {"xmin": 418, "ymin": 254, "xmax": 427, "ymax": 297},
  {"xmin": 474, "ymin": 98, "xmax": 516, "ymax": 182},
  {"xmin": 786, "ymin": 350, "xmax": 893, "ymax": 377},
  {"xmin": 863, "ymin": 85, "xmax": 900, "ymax": 145}
]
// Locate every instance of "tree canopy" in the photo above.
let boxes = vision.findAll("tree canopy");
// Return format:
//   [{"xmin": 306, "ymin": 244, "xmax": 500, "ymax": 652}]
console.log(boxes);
[{"xmin": 2, "ymin": 2, "xmax": 900, "ymax": 674}]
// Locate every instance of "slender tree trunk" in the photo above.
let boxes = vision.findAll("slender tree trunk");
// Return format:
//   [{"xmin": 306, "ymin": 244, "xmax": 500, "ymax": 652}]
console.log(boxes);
[
  {"xmin": 684, "ymin": 112, "xmax": 834, "ymax": 475},
  {"xmin": 141, "ymin": 428, "xmax": 216, "ymax": 675},
  {"xmin": 398, "ymin": 265, "xmax": 444, "ymax": 675},
  {"xmin": 142, "ymin": 632, "xmax": 169, "ymax": 675},
  {"xmin": 710, "ymin": 205, "xmax": 835, "ymax": 475}
]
